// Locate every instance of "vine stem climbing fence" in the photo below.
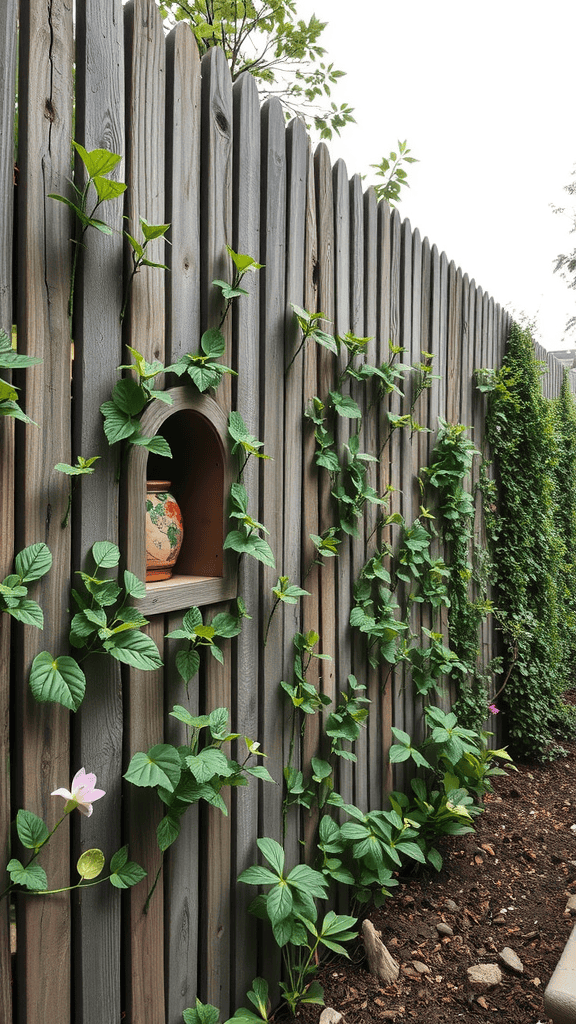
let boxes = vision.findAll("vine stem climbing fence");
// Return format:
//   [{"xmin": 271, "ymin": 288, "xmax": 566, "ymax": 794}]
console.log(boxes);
[{"xmin": 0, "ymin": 2, "xmax": 571, "ymax": 1023}]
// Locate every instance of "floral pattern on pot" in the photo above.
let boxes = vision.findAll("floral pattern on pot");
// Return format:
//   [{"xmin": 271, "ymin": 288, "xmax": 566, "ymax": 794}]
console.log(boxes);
[{"xmin": 145, "ymin": 481, "xmax": 184, "ymax": 582}]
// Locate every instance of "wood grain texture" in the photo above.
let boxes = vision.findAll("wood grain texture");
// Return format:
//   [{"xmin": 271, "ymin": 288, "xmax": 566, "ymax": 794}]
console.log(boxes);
[
  {"xmin": 73, "ymin": 4, "xmax": 126, "ymax": 1019},
  {"xmin": 14, "ymin": 2, "xmax": 74, "ymax": 1022},
  {"xmin": 283, "ymin": 116, "xmax": 308, "ymax": 870},
  {"xmin": 231, "ymin": 68, "xmax": 261, "ymax": 1008},
  {"xmin": 165, "ymin": 24, "xmax": 201, "ymax": 368},
  {"xmin": 124, "ymin": 0, "xmax": 166, "ymax": 364},
  {"xmin": 197, "ymin": 46, "xmax": 234, "ymax": 1016},
  {"xmin": 125, "ymin": 619, "xmax": 166, "ymax": 1024},
  {"xmin": 314, "ymin": 144, "xmax": 337, "ymax": 720},
  {"xmin": 301, "ymin": 138, "xmax": 321, "ymax": 856},
  {"xmin": 258, "ymin": 96, "xmax": 286, "ymax": 995},
  {"xmin": 0, "ymin": 2, "xmax": 16, "ymax": 1018}
]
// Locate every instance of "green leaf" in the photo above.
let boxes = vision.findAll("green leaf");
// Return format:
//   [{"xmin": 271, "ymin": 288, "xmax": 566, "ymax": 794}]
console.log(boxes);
[
  {"xmin": 77, "ymin": 848, "xmax": 105, "ymax": 879},
  {"xmin": 5, "ymin": 599, "xmax": 44, "ymax": 629},
  {"xmin": 100, "ymin": 402, "xmax": 139, "ymax": 445},
  {"xmin": 224, "ymin": 531, "xmax": 275, "ymax": 568},
  {"xmin": 201, "ymin": 328, "xmax": 225, "ymax": 358},
  {"xmin": 139, "ymin": 216, "xmax": 170, "ymax": 241},
  {"xmin": 16, "ymin": 809, "xmax": 49, "ymax": 850},
  {"xmin": 93, "ymin": 176, "xmax": 126, "ymax": 202},
  {"xmin": 329, "ymin": 391, "xmax": 362, "ymax": 419},
  {"xmin": 257, "ymin": 837, "xmax": 285, "ymax": 876},
  {"xmin": 157, "ymin": 813, "xmax": 181, "ymax": 852},
  {"xmin": 109, "ymin": 856, "xmax": 146, "ymax": 889},
  {"xmin": 104, "ymin": 629, "xmax": 163, "ymax": 670},
  {"xmin": 15, "ymin": 543, "xmax": 52, "ymax": 583},
  {"xmin": 183, "ymin": 1000, "xmax": 221, "ymax": 1024},
  {"xmin": 29, "ymin": 652, "xmax": 86, "ymax": 711},
  {"xmin": 185, "ymin": 747, "xmax": 231, "ymax": 783},
  {"xmin": 91, "ymin": 541, "xmax": 121, "ymax": 569},
  {"xmin": 124, "ymin": 744, "xmax": 182, "ymax": 790},
  {"xmin": 123, "ymin": 570, "xmax": 146, "ymax": 599},
  {"xmin": 131, "ymin": 434, "xmax": 172, "ymax": 458},
  {"xmin": 73, "ymin": 141, "xmax": 122, "ymax": 179},
  {"xmin": 244, "ymin": 765, "xmax": 275, "ymax": 783},
  {"xmin": 238, "ymin": 864, "xmax": 279, "ymax": 886},
  {"xmin": 7, "ymin": 859, "xmax": 48, "ymax": 891},
  {"xmin": 175, "ymin": 648, "xmax": 201, "ymax": 684}
]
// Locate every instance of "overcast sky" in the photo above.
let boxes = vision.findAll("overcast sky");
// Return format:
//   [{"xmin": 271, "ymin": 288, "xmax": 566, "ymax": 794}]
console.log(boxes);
[{"xmin": 293, "ymin": 0, "xmax": 576, "ymax": 351}]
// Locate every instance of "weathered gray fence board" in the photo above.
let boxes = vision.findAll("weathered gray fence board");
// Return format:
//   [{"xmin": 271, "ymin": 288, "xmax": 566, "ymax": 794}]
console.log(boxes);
[
  {"xmin": 0, "ymin": 2, "xmax": 16, "ymax": 1018},
  {"xmin": 314, "ymin": 144, "xmax": 337, "ymax": 712},
  {"xmin": 199, "ymin": 46, "xmax": 234, "ymax": 1014},
  {"xmin": 73, "ymin": 4, "xmax": 126, "ymax": 1019},
  {"xmin": 282, "ymin": 115, "xmax": 309, "ymax": 870},
  {"xmin": 163, "ymin": 28, "xmax": 202, "ymax": 1022},
  {"xmin": 376, "ymin": 200, "xmax": 394, "ymax": 797},
  {"xmin": 301, "ymin": 139, "xmax": 321, "ymax": 854},
  {"xmin": 410, "ymin": 227, "xmax": 425, "ymax": 742},
  {"xmin": 349, "ymin": 173, "xmax": 368, "ymax": 810},
  {"xmin": 332, "ymin": 159, "xmax": 353, "ymax": 808},
  {"xmin": 165, "ymin": 24, "xmax": 201, "ymax": 366},
  {"xmin": 14, "ymin": 2, "xmax": 74, "ymax": 1021},
  {"xmin": 231, "ymin": 69, "xmax": 261, "ymax": 1007},
  {"xmin": 361, "ymin": 186, "xmax": 379, "ymax": 809},
  {"xmin": 258, "ymin": 95, "xmax": 287, "ymax": 998}
]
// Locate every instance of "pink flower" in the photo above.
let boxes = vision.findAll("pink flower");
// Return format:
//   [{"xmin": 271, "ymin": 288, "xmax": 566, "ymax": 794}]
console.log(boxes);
[
  {"xmin": 488, "ymin": 704, "xmax": 500, "ymax": 715},
  {"xmin": 51, "ymin": 768, "xmax": 106, "ymax": 817}
]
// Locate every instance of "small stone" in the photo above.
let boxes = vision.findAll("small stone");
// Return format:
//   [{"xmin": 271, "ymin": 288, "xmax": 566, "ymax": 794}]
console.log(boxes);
[
  {"xmin": 436, "ymin": 922, "xmax": 454, "ymax": 937},
  {"xmin": 565, "ymin": 894, "xmax": 576, "ymax": 914},
  {"xmin": 412, "ymin": 960, "xmax": 431, "ymax": 974},
  {"xmin": 499, "ymin": 947, "xmax": 524, "ymax": 974},
  {"xmin": 481, "ymin": 843, "xmax": 496, "ymax": 856},
  {"xmin": 467, "ymin": 964, "xmax": 503, "ymax": 990},
  {"xmin": 319, "ymin": 1010, "xmax": 345, "ymax": 1024},
  {"xmin": 493, "ymin": 915, "xmax": 506, "ymax": 926},
  {"xmin": 444, "ymin": 899, "xmax": 459, "ymax": 912}
]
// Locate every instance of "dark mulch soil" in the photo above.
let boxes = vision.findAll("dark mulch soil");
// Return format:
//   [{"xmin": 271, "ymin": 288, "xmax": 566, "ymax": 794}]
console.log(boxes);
[{"xmin": 289, "ymin": 731, "xmax": 576, "ymax": 1024}]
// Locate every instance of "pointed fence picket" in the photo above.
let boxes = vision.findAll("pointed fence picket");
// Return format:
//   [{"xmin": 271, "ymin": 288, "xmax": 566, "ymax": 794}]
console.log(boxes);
[{"xmin": 1, "ymin": 5, "xmax": 573, "ymax": 1022}]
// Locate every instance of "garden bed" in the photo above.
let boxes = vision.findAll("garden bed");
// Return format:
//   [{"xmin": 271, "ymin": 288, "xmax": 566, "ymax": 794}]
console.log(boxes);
[{"xmin": 291, "ymin": 735, "xmax": 576, "ymax": 1024}]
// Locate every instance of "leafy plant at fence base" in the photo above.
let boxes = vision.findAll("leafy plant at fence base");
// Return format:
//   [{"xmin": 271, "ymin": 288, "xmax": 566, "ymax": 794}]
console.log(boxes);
[{"xmin": 239, "ymin": 837, "xmax": 357, "ymax": 1015}]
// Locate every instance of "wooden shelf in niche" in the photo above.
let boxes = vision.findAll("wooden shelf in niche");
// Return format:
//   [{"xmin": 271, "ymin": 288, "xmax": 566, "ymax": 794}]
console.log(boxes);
[{"xmin": 125, "ymin": 387, "xmax": 236, "ymax": 615}]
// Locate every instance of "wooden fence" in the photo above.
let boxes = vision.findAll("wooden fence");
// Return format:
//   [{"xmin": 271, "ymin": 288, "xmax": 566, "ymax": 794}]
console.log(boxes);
[{"xmin": 0, "ymin": 2, "xmax": 571, "ymax": 1022}]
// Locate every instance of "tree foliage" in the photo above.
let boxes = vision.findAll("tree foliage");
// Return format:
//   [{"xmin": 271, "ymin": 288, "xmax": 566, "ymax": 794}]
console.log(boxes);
[{"xmin": 156, "ymin": 1, "xmax": 417, "ymax": 204}]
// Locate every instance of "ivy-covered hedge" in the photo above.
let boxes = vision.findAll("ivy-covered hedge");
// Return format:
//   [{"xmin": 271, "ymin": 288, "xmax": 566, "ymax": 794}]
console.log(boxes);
[{"xmin": 485, "ymin": 322, "xmax": 576, "ymax": 758}]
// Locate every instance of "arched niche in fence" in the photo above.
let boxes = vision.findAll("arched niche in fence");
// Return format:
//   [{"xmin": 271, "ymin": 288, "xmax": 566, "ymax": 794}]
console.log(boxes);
[{"xmin": 126, "ymin": 387, "xmax": 236, "ymax": 614}]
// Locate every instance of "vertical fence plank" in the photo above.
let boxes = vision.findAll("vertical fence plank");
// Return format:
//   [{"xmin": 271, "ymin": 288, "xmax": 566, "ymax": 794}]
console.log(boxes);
[
  {"xmin": 0, "ymin": 2, "xmax": 17, "ymax": 1018},
  {"xmin": 283, "ymin": 115, "xmax": 308, "ymax": 869},
  {"xmin": 258, "ymin": 95, "xmax": 286, "ymax": 993},
  {"xmin": 332, "ymin": 159, "xmax": 352, "ymax": 809},
  {"xmin": 73, "ymin": 5, "xmax": 125, "ymax": 1021},
  {"xmin": 231, "ymin": 68, "xmax": 261, "ymax": 1008},
  {"xmin": 123, "ymin": 4, "xmax": 166, "ymax": 1022},
  {"xmin": 301, "ymin": 140, "xmax": 321, "ymax": 853},
  {"xmin": 15, "ymin": 3, "xmax": 74, "ymax": 1023},
  {"xmin": 376, "ymin": 200, "xmax": 393, "ymax": 798},
  {"xmin": 164, "ymin": 24, "xmax": 202, "ymax": 1023},
  {"xmin": 199, "ymin": 46, "xmax": 233, "ymax": 1013},
  {"xmin": 314, "ymin": 143, "xmax": 337, "ymax": 722}
]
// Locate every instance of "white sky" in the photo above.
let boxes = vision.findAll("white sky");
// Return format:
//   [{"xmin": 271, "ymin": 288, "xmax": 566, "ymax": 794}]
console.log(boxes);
[{"xmin": 293, "ymin": 0, "xmax": 576, "ymax": 351}]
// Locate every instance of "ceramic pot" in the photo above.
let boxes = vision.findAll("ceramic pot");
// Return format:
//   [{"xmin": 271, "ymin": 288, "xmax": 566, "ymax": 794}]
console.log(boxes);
[{"xmin": 145, "ymin": 480, "xmax": 184, "ymax": 582}]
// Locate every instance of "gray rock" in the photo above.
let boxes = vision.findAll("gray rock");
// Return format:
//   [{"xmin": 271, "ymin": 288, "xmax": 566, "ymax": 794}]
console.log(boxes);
[
  {"xmin": 444, "ymin": 899, "xmax": 459, "ymax": 912},
  {"xmin": 467, "ymin": 963, "xmax": 503, "ymax": 989},
  {"xmin": 499, "ymin": 946, "xmax": 524, "ymax": 974},
  {"xmin": 319, "ymin": 1010, "xmax": 345, "ymax": 1024},
  {"xmin": 436, "ymin": 922, "xmax": 454, "ymax": 937},
  {"xmin": 412, "ymin": 960, "xmax": 431, "ymax": 974}
]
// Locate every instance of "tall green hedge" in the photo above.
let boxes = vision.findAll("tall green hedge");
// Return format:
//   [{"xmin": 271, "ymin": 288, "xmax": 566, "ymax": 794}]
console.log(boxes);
[{"xmin": 485, "ymin": 322, "xmax": 576, "ymax": 758}]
